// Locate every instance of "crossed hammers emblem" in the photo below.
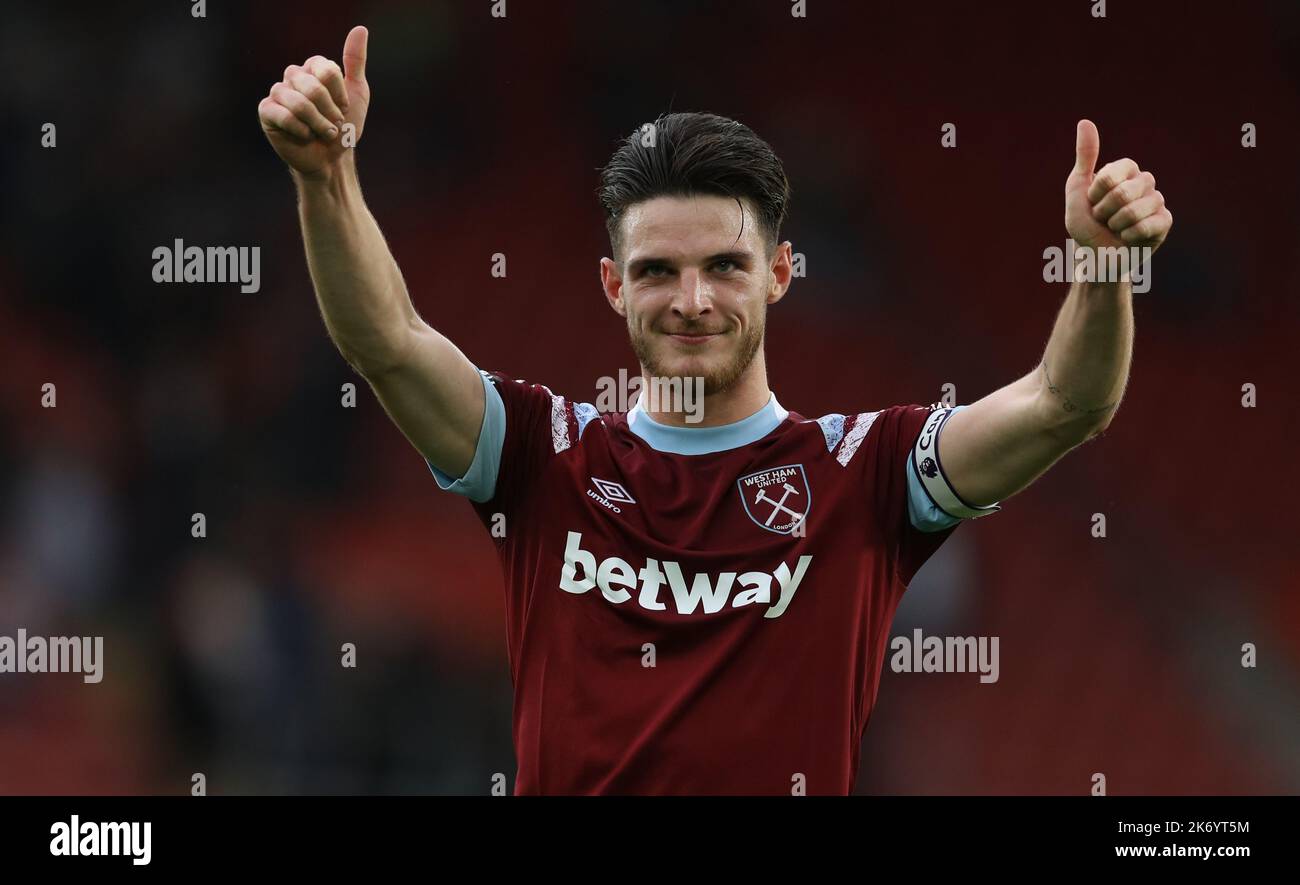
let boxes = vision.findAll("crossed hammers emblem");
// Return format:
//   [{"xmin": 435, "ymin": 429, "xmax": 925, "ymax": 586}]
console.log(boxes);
[{"xmin": 754, "ymin": 483, "xmax": 805, "ymax": 527}]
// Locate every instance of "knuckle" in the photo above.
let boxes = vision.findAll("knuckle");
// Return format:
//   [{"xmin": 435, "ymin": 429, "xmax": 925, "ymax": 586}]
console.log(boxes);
[
  {"xmin": 307, "ymin": 57, "xmax": 336, "ymax": 80},
  {"xmin": 279, "ymin": 88, "xmax": 307, "ymax": 110}
]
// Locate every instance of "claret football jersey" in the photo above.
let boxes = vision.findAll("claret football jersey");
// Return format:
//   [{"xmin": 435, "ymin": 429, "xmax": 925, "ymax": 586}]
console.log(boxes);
[{"xmin": 427, "ymin": 368, "xmax": 1002, "ymax": 795}]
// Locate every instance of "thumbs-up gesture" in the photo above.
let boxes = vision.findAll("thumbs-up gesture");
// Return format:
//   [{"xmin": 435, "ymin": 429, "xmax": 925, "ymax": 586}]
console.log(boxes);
[
  {"xmin": 258, "ymin": 26, "xmax": 371, "ymax": 180},
  {"xmin": 1064, "ymin": 119, "xmax": 1172, "ymax": 256}
]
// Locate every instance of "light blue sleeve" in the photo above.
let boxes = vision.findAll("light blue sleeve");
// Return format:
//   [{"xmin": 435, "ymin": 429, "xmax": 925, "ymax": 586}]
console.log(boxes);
[
  {"xmin": 907, "ymin": 405, "xmax": 966, "ymax": 532},
  {"xmin": 425, "ymin": 368, "xmax": 506, "ymax": 504}
]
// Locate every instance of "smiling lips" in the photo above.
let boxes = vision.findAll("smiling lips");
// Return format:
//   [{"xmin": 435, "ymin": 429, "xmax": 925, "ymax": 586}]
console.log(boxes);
[{"xmin": 666, "ymin": 330, "xmax": 721, "ymax": 345}]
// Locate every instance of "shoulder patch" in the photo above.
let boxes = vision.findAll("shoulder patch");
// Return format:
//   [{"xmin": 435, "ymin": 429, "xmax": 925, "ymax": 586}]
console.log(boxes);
[
  {"xmin": 815, "ymin": 413, "xmax": 846, "ymax": 453},
  {"xmin": 574, "ymin": 402, "xmax": 602, "ymax": 440},
  {"xmin": 550, "ymin": 395, "xmax": 571, "ymax": 453},
  {"xmin": 836, "ymin": 411, "xmax": 881, "ymax": 466}
]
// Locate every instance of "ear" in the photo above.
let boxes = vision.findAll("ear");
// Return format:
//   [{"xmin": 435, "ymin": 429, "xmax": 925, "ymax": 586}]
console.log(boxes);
[
  {"xmin": 600, "ymin": 257, "xmax": 627, "ymax": 317},
  {"xmin": 766, "ymin": 241, "xmax": 794, "ymax": 305}
]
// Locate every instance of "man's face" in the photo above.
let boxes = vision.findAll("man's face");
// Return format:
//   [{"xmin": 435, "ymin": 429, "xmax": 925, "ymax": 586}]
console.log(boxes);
[{"xmin": 600, "ymin": 194, "xmax": 791, "ymax": 398}]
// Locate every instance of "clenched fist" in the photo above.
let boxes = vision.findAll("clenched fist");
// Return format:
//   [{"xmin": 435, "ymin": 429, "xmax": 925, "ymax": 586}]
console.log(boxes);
[
  {"xmin": 1064, "ymin": 119, "xmax": 1172, "ymax": 256},
  {"xmin": 258, "ymin": 25, "xmax": 371, "ymax": 180}
]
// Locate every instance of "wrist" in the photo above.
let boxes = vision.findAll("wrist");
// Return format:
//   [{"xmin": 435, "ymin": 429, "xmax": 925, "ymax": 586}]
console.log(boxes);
[{"xmin": 292, "ymin": 152, "xmax": 358, "ymax": 197}]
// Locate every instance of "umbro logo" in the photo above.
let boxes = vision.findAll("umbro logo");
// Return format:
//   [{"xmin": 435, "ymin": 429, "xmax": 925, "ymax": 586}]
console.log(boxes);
[
  {"xmin": 587, "ymin": 477, "xmax": 635, "ymax": 514},
  {"xmin": 591, "ymin": 477, "xmax": 635, "ymax": 504}
]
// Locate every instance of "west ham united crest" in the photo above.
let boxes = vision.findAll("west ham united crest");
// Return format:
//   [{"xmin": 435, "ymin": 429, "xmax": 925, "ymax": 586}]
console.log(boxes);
[{"xmin": 737, "ymin": 464, "xmax": 811, "ymax": 535}]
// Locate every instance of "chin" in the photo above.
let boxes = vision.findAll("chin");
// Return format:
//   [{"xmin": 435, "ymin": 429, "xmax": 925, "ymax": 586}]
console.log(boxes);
[{"xmin": 654, "ymin": 352, "xmax": 717, "ymax": 382}]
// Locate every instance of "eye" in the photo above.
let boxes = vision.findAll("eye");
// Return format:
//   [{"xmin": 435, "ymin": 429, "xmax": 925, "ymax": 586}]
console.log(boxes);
[
  {"xmin": 713, "ymin": 259, "xmax": 737, "ymax": 273},
  {"xmin": 643, "ymin": 264, "xmax": 670, "ymax": 278}
]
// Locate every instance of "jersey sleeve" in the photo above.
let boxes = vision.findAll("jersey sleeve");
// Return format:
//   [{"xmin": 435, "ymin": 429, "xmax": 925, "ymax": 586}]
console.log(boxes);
[
  {"xmin": 425, "ymin": 368, "xmax": 568, "ymax": 522},
  {"xmin": 426, "ymin": 368, "xmax": 506, "ymax": 503},
  {"xmin": 871, "ymin": 403, "xmax": 1002, "ymax": 586}
]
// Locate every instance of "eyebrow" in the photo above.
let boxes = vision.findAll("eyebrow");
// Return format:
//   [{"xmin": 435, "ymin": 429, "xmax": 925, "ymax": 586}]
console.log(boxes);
[{"xmin": 626, "ymin": 250, "xmax": 754, "ymax": 276}]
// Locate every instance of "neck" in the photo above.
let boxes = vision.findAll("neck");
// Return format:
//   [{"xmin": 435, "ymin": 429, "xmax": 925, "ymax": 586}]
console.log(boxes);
[{"xmin": 637, "ymin": 351, "xmax": 771, "ymax": 427}]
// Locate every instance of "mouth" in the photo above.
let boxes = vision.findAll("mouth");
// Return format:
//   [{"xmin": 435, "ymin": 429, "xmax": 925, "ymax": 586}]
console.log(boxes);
[{"xmin": 665, "ymin": 331, "xmax": 721, "ymax": 346}]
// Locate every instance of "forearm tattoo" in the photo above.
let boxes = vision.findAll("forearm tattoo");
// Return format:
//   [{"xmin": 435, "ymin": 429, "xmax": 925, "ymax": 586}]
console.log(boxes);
[{"xmin": 1041, "ymin": 359, "xmax": 1120, "ymax": 416}]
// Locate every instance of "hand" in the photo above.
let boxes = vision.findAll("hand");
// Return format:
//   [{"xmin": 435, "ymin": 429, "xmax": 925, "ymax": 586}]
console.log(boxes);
[
  {"xmin": 258, "ymin": 26, "xmax": 371, "ymax": 181},
  {"xmin": 1064, "ymin": 119, "xmax": 1172, "ymax": 256}
]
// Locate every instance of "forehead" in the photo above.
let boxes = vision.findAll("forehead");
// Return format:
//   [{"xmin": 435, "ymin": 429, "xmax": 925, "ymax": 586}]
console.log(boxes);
[{"xmin": 620, "ymin": 194, "xmax": 761, "ymax": 260}]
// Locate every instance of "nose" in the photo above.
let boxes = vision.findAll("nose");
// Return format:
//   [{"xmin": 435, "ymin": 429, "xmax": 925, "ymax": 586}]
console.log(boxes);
[{"xmin": 671, "ymin": 268, "xmax": 712, "ymax": 321}]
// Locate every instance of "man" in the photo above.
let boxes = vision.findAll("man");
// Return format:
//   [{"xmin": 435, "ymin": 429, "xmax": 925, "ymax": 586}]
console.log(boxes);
[{"xmin": 258, "ymin": 26, "xmax": 1171, "ymax": 795}]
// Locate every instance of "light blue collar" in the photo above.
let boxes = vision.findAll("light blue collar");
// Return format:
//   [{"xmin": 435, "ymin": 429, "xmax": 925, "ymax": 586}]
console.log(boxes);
[{"xmin": 626, "ymin": 393, "xmax": 788, "ymax": 455}]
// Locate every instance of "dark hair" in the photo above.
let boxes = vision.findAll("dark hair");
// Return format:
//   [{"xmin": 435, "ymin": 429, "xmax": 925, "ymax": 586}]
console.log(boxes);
[{"xmin": 597, "ymin": 112, "xmax": 791, "ymax": 263}]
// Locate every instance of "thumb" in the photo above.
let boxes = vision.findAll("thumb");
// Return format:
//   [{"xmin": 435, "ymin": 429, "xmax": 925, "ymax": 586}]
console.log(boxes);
[
  {"xmin": 343, "ymin": 25, "xmax": 368, "ymax": 84},
  {"xmin": 1073, "ymin": 118, "xmax": 1099, "ymax": 176}
]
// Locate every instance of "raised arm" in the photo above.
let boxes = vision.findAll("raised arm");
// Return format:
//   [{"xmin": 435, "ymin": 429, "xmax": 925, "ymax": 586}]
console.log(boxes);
[
  {"xmin": 936, "ymin": 119, "xmax": 1172, "ymax": 507},
  {"xmin": 258, "ymin": 25, "xmax": 485, "ymax": 478}
]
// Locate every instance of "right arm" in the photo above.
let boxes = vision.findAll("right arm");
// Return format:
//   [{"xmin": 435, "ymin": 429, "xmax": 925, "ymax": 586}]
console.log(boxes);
[{"xmin": 258, "ymin": 25, "xmax": 485, "ymax": 478}]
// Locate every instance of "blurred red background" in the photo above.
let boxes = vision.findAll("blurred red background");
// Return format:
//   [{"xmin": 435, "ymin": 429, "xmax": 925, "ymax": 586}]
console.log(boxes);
[{"xmin": 0, "ymin": 0, "xmax": 1296, "ymax": 793}]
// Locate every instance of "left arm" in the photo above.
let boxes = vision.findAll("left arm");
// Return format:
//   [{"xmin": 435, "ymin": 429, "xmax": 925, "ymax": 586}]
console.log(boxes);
[{"xmin": 937, "ymin": 119, "xmax": 1172, "ymax": 508}]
